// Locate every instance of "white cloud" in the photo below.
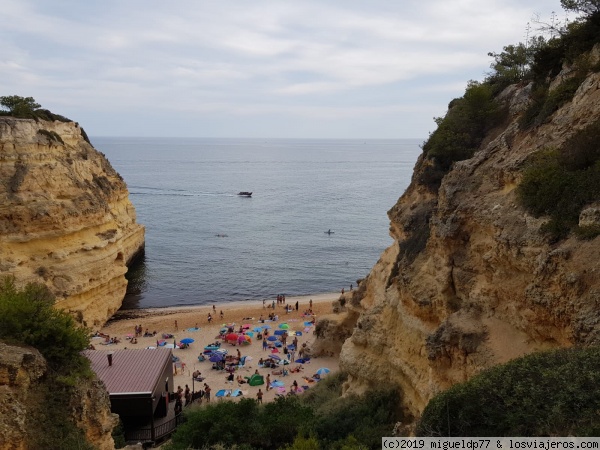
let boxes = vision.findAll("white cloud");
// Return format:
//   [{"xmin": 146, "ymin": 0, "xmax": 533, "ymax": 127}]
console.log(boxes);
[{"xmin": 0, "ymin": 0, "xmax": 565, "ymax": 138}]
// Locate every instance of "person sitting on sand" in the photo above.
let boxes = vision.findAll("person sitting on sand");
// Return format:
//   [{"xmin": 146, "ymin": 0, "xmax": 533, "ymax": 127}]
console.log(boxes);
[{"xmin": 237, "ymin": 375, "xmax": 246, "ymax": 385}]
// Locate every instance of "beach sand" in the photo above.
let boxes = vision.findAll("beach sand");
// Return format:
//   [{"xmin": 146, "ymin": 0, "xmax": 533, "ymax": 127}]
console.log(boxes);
[{"xmin": 92, "ymin": 292, "xmax": 342, "ymax": 403}]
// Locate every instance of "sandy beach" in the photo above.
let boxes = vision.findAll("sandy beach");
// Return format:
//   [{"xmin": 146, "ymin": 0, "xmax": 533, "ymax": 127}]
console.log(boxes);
[{"xmin": 92, "ymin": 292, "xmax": 343, "ymax": 403}]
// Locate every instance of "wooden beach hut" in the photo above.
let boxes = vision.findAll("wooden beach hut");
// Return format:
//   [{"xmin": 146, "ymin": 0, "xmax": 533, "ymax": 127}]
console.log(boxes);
[{"xmin": 84, "ymin": 348, "xmax": 176, "ymax": 444}]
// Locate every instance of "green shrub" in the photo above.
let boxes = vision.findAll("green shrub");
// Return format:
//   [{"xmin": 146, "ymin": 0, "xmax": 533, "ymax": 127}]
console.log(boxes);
[
  {"xmin": 517, "ymin": 122, "xmax": 600, "ymax": 241},
  {"xmin": 417, "ymin": 347, "xmax": 600, "ymax": 436},
  {"xmin": 421, "ymin": 81, "xmax": 506, "ymax": 191},
  {"xmin": 37, "ymin": 129, "xmax": 65, "ymax": 145},
  {"xmin": 521, "ymin": 76, "xmax": 585, "ymax": 130},
  {"xmin": 0, "ymin": 276, "xmax": 90, "ymax": 370},
  {"xmin": 166, "ymin": 373, "xmax": 403, "ymax": 450}
]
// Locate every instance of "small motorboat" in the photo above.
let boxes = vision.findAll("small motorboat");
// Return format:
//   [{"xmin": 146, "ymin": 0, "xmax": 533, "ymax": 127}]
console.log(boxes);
[{"xmin": 238, "ymin": 191, "xmax": 252, "ymax": 197}]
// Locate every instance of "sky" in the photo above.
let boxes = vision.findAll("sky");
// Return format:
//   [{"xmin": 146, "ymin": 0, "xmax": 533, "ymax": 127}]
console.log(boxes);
[{"xmin": 0, "ymin": 0, "xmax": 567, "ymax": 139}]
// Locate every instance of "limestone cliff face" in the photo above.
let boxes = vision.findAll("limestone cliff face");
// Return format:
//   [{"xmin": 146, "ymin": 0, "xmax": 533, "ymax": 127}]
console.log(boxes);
[
  {"xmin": 0, "ymin": 117, "xmax": 145, "ymax": 328},
  {"xmin": 0, "ymin": 342, "xmax": 116, "ymax": 450},
  {"xmin": 340, "ymin": 52, "xmax": 600, "ymax": 418}
]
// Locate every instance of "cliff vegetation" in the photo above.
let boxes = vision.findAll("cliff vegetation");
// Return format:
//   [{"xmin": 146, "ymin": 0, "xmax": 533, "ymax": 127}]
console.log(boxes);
[
  {"xmin": 0, "ymin": 276, "xmax": 115, "ymax": 450},
  {"xmin": 338, "ymin": 0, "xmax": 600, "ymax": 429}
]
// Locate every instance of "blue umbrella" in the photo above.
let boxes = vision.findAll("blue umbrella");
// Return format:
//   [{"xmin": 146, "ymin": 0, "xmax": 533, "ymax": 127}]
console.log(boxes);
[
  {"xmin": 295, "ymin": 358, "xmax": 310, "ymax": 363},
  {"xmin": 271, "ymin": 381, "xmax": 284, "ymax": 387},
  {"xmin": 304, "ymin": 321, "xmax": 313, "ymax": 326},
  {"xmin": 274, "ymin": 330, "xmax": 285, "ymax": 336},
  {"xmin": 253, "ymin": 327, "xmax": 263, "ymax": 332},
  {"xmin": 246, "ymin": 331, "xmax": 254, "ymax": 337},
  {"xmin": 316, "ymin": 367, "xmax": 330, "ymax": 375},
  {"xmin": 210, "ymin": 353, "xmax": 225, "ymax": 362},
  {"xmin": 269, "ymin": 354, "xmax": 281, "ymax": 361},
  {"xmin": 267, "ymin": 336, "xmax": 278, "ymax": 342},
  {"xmin": 262, "ymin": 324, "xmax": 272, "ymax": 329},
  {"xmin": 287, "ymin": 345, "xmax": 296, "ymax": 350},
  {"xmin": 180, "ymin": 338, "xmax": 195, "ymax": 344}
]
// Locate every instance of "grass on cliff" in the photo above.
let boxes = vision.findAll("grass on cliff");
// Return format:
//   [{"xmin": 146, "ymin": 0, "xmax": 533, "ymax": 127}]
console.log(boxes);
[
  {"xmin": 517, "ymin": 120, "xmax": 600, "ymax": 241},
  {"xmin": 417, "ymin": 347, "xmax": 600, "ymax": 437},
  {"xmin": 165, "ymin": 372, "xmax": 404, "ymax": 450}
]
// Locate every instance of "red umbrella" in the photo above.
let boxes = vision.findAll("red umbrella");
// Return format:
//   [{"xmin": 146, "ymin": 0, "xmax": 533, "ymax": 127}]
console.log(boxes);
[
  {"xmin": 225, "ymin": 333, "xmax": 239, "ymax": 342},
  {"xmin": 271, "ymin": 348, "xmax": 279, "ymax": 353}
]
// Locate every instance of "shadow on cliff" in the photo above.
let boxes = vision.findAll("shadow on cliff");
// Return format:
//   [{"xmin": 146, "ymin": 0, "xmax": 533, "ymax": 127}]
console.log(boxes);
[{"xmin": 121, "ymin": 253, "xmax": 148, "ymax": 310}]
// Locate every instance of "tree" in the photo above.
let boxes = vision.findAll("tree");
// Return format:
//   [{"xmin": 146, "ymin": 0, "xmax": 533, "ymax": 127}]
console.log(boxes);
[
  {"xmin": 561, "ymin": 0, "xmax": 600, "ymax": 16},
  {"xmin": 0, "ymin": 276, "xmax": 89, "ymax": 369},
  {"xmin": 0, "ymin": 95, "xmax": 41, "ymax": 117}
]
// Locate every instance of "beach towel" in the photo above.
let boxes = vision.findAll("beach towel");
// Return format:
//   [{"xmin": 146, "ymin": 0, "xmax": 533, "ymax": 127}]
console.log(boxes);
[
  {"xmin": 186, "ymin": 327, "xmax": 200, "ymax": 332},
  {"xmin": 232, "ymin": 389, "xmax": 243, "ymax": 397},
  {"xmin": 216, "ymin": 389, "xmax": 232, "ymax": 398}
]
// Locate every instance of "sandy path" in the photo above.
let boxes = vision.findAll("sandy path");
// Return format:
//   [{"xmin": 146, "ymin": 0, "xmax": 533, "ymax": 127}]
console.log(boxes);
[{"xmin": 92, "ymin": 293, "xmax": 342, "ymax": 403}]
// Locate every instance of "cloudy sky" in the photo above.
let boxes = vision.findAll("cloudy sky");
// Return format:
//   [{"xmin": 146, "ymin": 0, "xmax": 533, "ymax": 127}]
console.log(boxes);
[{"xmin": 1, "ymin": 0, "xmax": 566, "ymax": 139}]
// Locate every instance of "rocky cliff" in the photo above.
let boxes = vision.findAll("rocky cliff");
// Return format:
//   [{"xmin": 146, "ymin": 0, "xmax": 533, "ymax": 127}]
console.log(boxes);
[
  {"xmin": 0, "ymin": 117, "xmax": 145, "ymax": 328},
  {"xmin": 0, "ymin": 342, "xmax": 117, "ymax": 450},
  {"xmin": 339, "ymin": 48, "xmax": 600, "ymax": 418}
]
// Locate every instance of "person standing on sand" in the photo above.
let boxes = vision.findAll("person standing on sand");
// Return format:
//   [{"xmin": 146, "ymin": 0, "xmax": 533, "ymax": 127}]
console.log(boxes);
[
  {"xmin": 266, "ymin": 374, "xmax": 271, "ymax": 391},
  {"xmin": 262, "ymin": 338, "xmax": 268, "ymax": 351},
  {"xmin": 295, "ymin": 301, "xmax": 298, "ymax": 311},
  {"xmin": 175, "ymin": 320, "xmax": 178, "ymax": 330},
  {"xmin": 263, "ymin": 299, "xmax": 266, "ymax": 308},
  {"xmin": 309, "ymin": 299, "xmax": 313, "ymax": 309},
  {"xmin": 204, "ymin": 384, "xmax": 211, "ymax": 402},
  {"xmin": 208, "ymin": 313, "xmax": 212, "ymax": 324},
  {"xmin": 256, "ymin": 388, "xmax": 263, "ymax": 404}
]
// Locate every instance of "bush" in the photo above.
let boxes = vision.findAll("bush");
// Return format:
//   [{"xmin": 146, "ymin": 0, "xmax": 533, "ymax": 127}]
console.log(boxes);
[
  {"xmin": 517, "ymin": 122, "xmax": 600, "ymax": 241},
  {"xmin": 417, "ymin": 347, "xmax": 600, "ymax": 436},
  {"xmin": 520, "ymin": 76, "xmax": 585, "ymax": 129},
  {"xmin": 421, "ymin": 81, "xmax": 506, "ymax": 189},
  {"xmin": 0, "ymin": 276, "xmax": 90, "ymax": 370},
  {"xmin": 166, "ymin": 373, "xmax": 403, "ymax": 450}
]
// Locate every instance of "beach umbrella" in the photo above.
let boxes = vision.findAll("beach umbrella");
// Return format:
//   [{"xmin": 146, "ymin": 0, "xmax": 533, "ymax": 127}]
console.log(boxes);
[
  {"xmin": 238, "ymin": 335, "xmax": 252, "ymax": 344},
  {"xmin": 245, "ymin": 331, "xmax": 255, "ymax": 337},
  {"xmin": 267, "ymin": 336, "xmax": 278, "ymax": 342},
  {"xmin": 225, "ymin": 333, "xmax": 239, "ymax": 342},
  {"xmin": 157, "ymin": 339, "xmax": 166, "ymax": 346},
  {"xmin": 304, "ymin": 321, "xmax": 313, "ymax": 327},
  {"xmin": 316, "ymin": 368, "xmax": 330, "ymax": 376},
  {"xmin": 243, "ymin": 324, "xmax": 252, "ymax": 329},
  {"xmin": 287, "ymin": 345, "xmax": 295, "ymax": 350},
  {"xmin": 295, "ymin": 358, "xmax": 309, "ymax": 364},
  {"xmin": 274, "ymin": 330, "xmax": 285, "ymax": 336},
  {"xmin": 210, "ymin": 353, "xmax": 225, "ymax": 362},
  {"xmin": 279, "ymin": 323, "xmax": 290, "ymax": 330},
  {"xmin": 269, "ymin": 354, "xmax": 281, "ymax": 361},
  {"xmin": 253, "ymin": 327, "xmax": 263, "ymax": 332},
  {"xmin": 180, "ymin": 338, "xmax": 195, "ymax": 344},
  {"xmin": 271, "ymin": 348, "xmax": 279, "ymax": 353},
  {"xmin": 271, "ymin": 381, "xmax": 284, "ymax": 388},
  {"xmin": 262, "ymin": 324, "xmax": 272, "ymax": 330},
  {"xmin": 220, "ymin": 327, "xmax": 228, "ymax": 333}
]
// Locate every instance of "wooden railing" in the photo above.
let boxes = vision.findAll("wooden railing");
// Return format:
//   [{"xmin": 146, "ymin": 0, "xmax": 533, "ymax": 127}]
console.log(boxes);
[{"xmin": 124, "ymin": 413, "xmax": 186, "ymax": 443}]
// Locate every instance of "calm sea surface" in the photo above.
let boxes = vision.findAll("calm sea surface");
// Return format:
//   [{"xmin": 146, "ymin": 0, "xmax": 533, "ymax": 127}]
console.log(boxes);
[{"xmin": 92, "ymin": 137, "xmax": 422, "ymax": 309}]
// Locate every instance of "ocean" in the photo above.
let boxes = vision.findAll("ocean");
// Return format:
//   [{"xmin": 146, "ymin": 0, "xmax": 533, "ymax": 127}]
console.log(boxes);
[{"xmin": 92, "ymin": 137, "xmax": 422, "ymax": 309}]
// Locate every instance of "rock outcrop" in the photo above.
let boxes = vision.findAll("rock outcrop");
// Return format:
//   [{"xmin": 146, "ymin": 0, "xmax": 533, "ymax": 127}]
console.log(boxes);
[
  {"xmin": 339, "ymin": 54, "xmax": 600, "ymax": 417},
  {"xmin": 0, "ymin": 117, "xmax": 145, "ymax": 328},
  {"xmin": 0, "ymin": 342, "xmax": 117, "ymax": 450}
]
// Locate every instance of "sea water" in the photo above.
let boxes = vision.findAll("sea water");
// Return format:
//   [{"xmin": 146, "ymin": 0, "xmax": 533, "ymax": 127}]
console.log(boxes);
[{"xmin": 92, "ymin": 137, "xmax": 422, "ymax": 309}]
